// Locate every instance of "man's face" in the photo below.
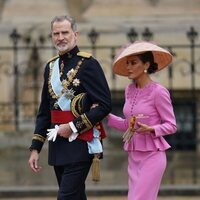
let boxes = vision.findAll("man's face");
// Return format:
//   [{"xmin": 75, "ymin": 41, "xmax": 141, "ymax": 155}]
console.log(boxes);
[{"xmin": 51, "ymin": 20, "xmax": 78, "ymax": 53}]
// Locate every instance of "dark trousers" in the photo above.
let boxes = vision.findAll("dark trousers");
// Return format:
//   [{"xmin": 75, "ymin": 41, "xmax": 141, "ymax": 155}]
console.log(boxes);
[{"xmin": 54, "ymin": 161, "xmax": 92, "ymax": 200}]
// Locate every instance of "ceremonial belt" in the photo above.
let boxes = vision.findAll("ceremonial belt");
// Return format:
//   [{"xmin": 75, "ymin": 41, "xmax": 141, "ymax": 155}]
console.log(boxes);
[{"xmin": 50, "ymin": 110, "xmax": 106, "ymax": 142}]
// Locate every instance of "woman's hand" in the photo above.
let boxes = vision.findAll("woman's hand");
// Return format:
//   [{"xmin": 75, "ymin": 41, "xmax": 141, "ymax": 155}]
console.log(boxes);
[{"xmin": 136, "ymin": 122, "xmax": 154, "ymax": 133}]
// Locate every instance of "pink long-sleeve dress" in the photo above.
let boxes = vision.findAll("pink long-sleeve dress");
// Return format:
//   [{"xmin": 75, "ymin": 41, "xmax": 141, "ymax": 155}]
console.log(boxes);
[{"xmin": 107, "ymin": 81, "xmax": 177, "ymax": 200}]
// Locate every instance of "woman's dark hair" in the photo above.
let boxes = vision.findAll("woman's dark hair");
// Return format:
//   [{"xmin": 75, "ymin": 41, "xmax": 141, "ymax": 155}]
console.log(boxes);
[{"xmin": 137, "ymin": 51, "xmax": 158, "ymax": 74}]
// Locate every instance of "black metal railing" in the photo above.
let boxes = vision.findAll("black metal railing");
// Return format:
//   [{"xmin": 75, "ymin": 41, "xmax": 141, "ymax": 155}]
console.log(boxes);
[
  {"xmin": 0, "ymin": 27, "xmax": 200, "ymax": 132},
  {"xmin": 0, "ymin": 27, "xmax": 200, "ymax": 184}
]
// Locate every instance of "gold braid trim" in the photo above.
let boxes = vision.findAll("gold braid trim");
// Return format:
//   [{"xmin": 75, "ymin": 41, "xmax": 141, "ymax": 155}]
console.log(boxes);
[
  {"xmin": 47, "ymin": 55, "xmax": 59, "ymax": 63},
  {"xmin": 80, "ymin": 114, "xmax": 93, "ymax": 132},
  {"xmin": 32, "ymin": 134, "xmax": 45, "ymax": 143},
  {"xmin": 71, "ymin": 93, "xmax": 85, "ymax": 117},
  {"xmin": 78, "ymin": 99, "xmax": 82, "ymax": 114},
  {"xmin": 77, "ymin": 52, "xmax": 92, "ymax": 58},
  {"xmin": 48, "ymin": 58, "xmax": 85, "ymax": 100}
]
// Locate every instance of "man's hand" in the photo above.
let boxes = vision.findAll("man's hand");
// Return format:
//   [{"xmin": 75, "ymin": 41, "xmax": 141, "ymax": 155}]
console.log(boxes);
[
  {"xmin": 28, "ymin": 150, "xmax": 42, "ymax": 173},
  {"xmin": 57, "ymin": 123, "xmax": 73, "ymax": 138}
]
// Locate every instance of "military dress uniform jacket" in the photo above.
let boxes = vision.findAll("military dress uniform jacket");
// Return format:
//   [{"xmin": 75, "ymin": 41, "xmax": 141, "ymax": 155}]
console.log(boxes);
[{"xmin": 30, "ymin": 46, "xmax": 112, "ymax": 166}]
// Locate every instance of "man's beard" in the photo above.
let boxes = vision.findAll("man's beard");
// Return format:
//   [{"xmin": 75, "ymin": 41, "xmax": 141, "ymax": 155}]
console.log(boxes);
[{"xmin": 55, "ymin": 43, "xmax": 69, "ymax": 53}]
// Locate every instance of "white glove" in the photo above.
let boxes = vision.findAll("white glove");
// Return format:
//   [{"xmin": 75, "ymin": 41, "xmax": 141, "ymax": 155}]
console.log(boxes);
[
  {"xmin": 47, "ymin": 125, "xmax": 59, "ymax": 142},
  {"xmin": 69, "ymin": 132, "xmax": 78, "ymax": 142}
]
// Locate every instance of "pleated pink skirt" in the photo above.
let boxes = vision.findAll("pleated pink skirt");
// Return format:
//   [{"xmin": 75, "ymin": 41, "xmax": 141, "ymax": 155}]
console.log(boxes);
[{"xmin": 127, "ymin": 151, "xmax": 166, "ymax": 200}]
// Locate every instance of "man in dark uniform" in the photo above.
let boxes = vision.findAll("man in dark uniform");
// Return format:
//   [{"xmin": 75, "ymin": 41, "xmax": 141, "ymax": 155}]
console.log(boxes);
[{"xmin": 28, "ymin": 15, "xmax": 111, "ymax": 200}]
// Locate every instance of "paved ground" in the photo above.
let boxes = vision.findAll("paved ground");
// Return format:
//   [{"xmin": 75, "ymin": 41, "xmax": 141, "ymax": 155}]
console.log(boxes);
[{"xmin": 0, "ymin": 196, "xmax": 199, "ymax": 200}]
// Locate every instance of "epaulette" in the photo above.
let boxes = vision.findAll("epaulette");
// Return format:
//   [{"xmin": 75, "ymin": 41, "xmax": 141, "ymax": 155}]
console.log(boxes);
[
  {"xmin": 77, "ymin": 52, "xmax": 92, "ymax": 58},
  {"xmin": 47, "ymin": 55, "xmax": 59, "ymax": 63}
]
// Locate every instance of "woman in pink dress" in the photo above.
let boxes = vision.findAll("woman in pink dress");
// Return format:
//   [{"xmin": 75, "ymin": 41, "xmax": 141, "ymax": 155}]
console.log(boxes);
[{"xmin": 107, "ymin": 41, "xmax": 177, "ymax": 200}]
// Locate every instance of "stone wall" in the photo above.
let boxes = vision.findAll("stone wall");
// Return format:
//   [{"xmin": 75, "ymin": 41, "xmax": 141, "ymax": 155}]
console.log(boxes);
[{"xmin": 0, "ymin": 0, "xmax": 200, "ymax": 95}]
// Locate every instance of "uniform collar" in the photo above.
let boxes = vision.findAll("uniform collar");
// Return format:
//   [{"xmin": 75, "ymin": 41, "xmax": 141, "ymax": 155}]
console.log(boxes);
[{"xmin": 59, "ymin": 46, "xmax": 79, "ymax": 60}]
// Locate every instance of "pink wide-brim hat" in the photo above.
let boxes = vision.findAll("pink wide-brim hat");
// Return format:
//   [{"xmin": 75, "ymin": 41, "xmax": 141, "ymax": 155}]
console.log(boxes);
[{"xmin": 113, "ymin": 41, "xmax": 173, "ymax": 76}]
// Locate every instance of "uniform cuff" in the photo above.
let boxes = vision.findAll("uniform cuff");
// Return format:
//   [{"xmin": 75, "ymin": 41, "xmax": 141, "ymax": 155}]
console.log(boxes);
[{"xmin": 69, "ymin": 121, "xmax": 78, "ymax": 133}]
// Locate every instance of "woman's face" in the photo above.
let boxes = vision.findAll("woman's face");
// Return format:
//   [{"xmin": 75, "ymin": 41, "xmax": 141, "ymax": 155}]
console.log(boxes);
[{"xmin": 126, "ymin": 55, "xmax": 148, "ymax": 80}]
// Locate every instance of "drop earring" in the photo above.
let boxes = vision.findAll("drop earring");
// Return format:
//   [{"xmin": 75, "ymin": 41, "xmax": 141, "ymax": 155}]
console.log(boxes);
[{"xmin": 144, "ymin": 69, "xmax": 147, "ymax": 73}]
